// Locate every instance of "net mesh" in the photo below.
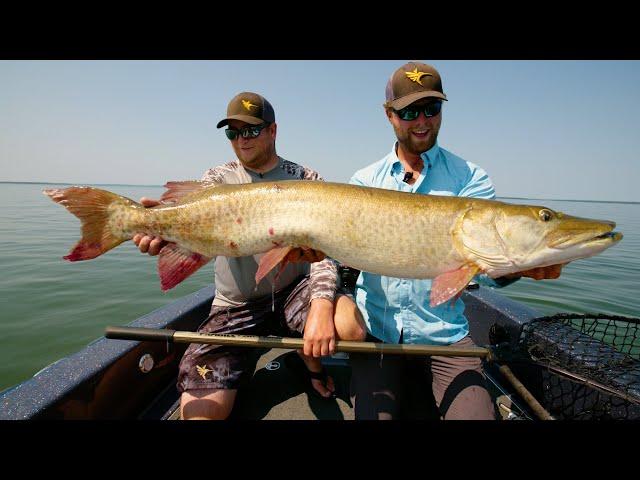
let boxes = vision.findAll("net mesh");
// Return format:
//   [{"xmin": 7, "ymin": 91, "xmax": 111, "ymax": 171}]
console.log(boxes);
[{"xmin": 514, "ymin": 314, "xmax": 640, "ymax": 420}]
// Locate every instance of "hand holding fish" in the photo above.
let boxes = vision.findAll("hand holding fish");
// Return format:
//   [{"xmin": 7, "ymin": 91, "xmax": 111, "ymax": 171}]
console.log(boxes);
[
  {"xmin": 132, "ymin": 197, "xmax": 168, "ymax": 256},
  {"xmin": 505, "ymin": 263, "xmax": 566, "ymax": 280}
]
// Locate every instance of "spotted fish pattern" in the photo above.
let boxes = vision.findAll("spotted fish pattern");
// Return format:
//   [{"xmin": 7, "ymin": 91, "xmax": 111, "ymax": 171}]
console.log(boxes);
[{"xmin": 201, "ymin": 159, "xmax": 338, "ymax": 305}]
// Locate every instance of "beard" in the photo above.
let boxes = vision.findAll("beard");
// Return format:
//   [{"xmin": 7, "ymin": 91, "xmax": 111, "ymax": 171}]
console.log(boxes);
[
  {"xmin": 392, "ymin": 113, "xmax": 441, "ymax": 155},
  {"xmin": 394, "ymin": 126, "xmax": 439, "ymax": 155},
  {"xmin": 236, "ymin": 143, "xmax": 276, "ymax": 170}
]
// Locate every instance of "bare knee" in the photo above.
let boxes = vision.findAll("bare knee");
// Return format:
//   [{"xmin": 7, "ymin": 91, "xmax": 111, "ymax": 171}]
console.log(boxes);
[
  {"xmin": 334, "ymin": 294, "xmax": 367, "ymax": 341},
  {"xmin": 180, "ymin": 389, "xmax": 237, "ymax": 420}
]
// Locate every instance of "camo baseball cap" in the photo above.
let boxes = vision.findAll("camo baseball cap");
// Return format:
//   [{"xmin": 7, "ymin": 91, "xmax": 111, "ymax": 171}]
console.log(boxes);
[
  {"xmin": 216, "ymin": 92, "xmax": 276, "ymax": 128},
  {"xmin": 385, "ymin": 62, "xmax": 447, "ymax": 110}
]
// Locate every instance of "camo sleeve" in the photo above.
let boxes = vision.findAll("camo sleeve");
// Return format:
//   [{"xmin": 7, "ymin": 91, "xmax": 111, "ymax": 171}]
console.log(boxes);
[
  {"xmin": 201, "ymin": 161, "xmax": 249, "ymax": 184},
  {"xmin": 301, "ymin": 166, "xmax": 338, "ymax": 302}
]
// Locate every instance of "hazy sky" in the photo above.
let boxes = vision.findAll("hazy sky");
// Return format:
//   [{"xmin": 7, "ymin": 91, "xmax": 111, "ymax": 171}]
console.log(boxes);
[{"xmin": 1, "ymin": 60, "xmax": 638, "ymax": 201}]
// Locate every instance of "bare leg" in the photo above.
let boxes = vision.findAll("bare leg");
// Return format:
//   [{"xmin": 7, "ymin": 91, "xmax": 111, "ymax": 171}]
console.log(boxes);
[
  {"xmin": 333, "ymin": 294, "xmax": 367, "ymax": 341},
  {"xmin": 298, "ymin": 294, "xmax": 366, "ymax": 397},
  {"xmin": 180, "ymin": 389, "xmax": 237, "ymax": 420}
]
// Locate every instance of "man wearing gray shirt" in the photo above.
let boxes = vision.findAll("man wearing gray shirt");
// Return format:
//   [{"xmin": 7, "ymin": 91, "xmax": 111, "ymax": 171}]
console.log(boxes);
[{"xmin": 133, "ymin": 92, "xmax": 366, "ymax": 419}]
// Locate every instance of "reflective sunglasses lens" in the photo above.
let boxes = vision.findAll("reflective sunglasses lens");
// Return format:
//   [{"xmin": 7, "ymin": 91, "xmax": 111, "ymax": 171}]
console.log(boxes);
[
  {"xmin": 425, "ymin": 102, "xmax": 442, "ymax": 117},
  {"xmin": 242, "ymin": 127, "xmax": 260, "ymax": 138},
  {"xmin": 225, "ymin": 129, "xmax": 238, "ymax": 140},
  {"xmin": 397, "ymin": 108, "xmax": 419, "ymax": 121}
]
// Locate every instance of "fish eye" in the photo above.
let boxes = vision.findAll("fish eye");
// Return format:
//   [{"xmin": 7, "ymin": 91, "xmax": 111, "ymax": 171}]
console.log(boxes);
[{"xmin": 539, "ymin": 209, "xmax": 553, "ymax": 222}]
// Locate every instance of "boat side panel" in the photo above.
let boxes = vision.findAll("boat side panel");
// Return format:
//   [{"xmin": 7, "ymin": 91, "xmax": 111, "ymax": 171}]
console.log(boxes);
[{"xmin": 0, "ymin": 285, "xmax": 215, "ymax": 420}]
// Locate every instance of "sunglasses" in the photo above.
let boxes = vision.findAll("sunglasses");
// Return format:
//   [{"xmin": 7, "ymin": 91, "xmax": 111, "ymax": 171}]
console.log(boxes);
[
  {"xmin": 393, "ymin": 101, "xmax": 442, "ymax": 121},
  {"xmin": 225, "ymin": 123, "xmax": 269, "ymax": 140}
]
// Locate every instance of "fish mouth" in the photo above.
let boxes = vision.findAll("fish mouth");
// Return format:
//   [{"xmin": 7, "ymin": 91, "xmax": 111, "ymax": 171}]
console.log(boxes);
[
  {"xmin": 591, "ymin": 231, "xmax": 623, "ymax": 244},
  {"xmin": 594, "ymin": 231, "xmax": 622, "ymax": 241},
  {"xmin": 550, "ymin": 229, "xmax": 623, "ymax": 250}
]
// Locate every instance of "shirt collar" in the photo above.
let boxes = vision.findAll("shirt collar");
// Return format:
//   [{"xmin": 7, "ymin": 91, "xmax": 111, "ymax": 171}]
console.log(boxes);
[{"xmin": 388, "ymin": 141, "xmax": 440, "ymax": 173}]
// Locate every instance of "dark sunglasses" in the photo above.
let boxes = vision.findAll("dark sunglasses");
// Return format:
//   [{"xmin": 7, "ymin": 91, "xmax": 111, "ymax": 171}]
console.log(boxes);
[
  {"xmin": 393, "ymin": 101, "xmax": 442, "ymax": 121},
  {"xmin": 225, "ymin": 123, "xmax": 269, "ymax": 140}
]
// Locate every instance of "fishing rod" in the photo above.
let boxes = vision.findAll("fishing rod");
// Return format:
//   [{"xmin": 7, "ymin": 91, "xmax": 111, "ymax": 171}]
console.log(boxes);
[
  {"xmin": 105, "ymin": 325, "xmax": 554, "ymax": 420},
  {"xmin": 105, "ymin": 325, "xmax": 493, "ymax": 358}
]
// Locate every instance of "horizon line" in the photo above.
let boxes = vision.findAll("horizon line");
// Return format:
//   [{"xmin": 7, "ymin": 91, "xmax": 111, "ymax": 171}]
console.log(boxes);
[{"xmin": 1, "ymin": 181, "xmax": 638, "ymax": 205}]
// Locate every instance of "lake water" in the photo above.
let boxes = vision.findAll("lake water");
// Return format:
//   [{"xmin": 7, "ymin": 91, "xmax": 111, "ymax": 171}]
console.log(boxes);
[{"xmin": 0, "ymin": 182, "xmax": 638, "ymax": 392}]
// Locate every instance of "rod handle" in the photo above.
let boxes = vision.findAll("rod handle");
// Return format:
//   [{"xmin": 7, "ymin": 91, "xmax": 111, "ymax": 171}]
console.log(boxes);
[{"xmin": 105, "ymin": 326, "xmax": 175, "ymax": 342}]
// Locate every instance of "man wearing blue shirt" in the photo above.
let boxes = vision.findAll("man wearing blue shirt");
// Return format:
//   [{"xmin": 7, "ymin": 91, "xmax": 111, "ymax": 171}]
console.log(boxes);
[{"xmin": 347, "ymin": 61, "xmax": 563, "ymax": 420}]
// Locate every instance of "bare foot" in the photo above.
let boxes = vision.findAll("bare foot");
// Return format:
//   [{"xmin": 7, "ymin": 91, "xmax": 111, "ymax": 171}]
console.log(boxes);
[{"xmin": 296, "ymin": 351, "xmax": 335, "ymax": 398}]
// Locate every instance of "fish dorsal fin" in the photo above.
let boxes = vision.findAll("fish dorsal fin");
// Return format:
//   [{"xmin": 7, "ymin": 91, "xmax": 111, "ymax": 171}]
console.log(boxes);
[
  {"xmin": 157, "ymin": 243, "xmax": 212, "ymax": 291},
  {"xmin": 430, "ymin": 263, "xmax": 480, "ymax": 308},
  {"xmin": 160, "ymin": 180, "xmax": 222, "ymax": 204}
]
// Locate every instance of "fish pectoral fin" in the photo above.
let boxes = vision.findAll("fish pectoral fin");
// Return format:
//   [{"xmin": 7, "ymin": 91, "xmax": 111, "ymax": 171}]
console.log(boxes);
[
  {"xmin": 255, "ymin": 246, "xmax": 327, "ymax": 284},
  {"xmin": 255, "ymin": 246, "xmax": 294, "ymax": 284},
  {"xmin": 430, "ymin": 264, "xmax": 480, "ymax": 308},
  {"xmin": 158, "ymin": 243, "xmax": 212, "ymax": 291},
  {"xmin": 160, "ymin": 180, "xmax": 222, "ymax": 204}
]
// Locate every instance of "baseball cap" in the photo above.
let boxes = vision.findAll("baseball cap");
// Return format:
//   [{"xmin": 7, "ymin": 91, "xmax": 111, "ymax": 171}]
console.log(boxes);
[
  {"xmin": 385, "ymin": 62, "xmax": 447, "ymax": 110},
  {"xmin": 216, "ymin": 92, "xmax": 276, "ymax": 128}
]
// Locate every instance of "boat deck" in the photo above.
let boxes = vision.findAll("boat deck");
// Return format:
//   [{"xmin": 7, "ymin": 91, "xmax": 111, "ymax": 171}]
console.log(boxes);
[
  {"xmin": 152, "ymin": 347, "xmax": 523, "ymax": 420},
  {"xmin": 159, "ymin": 349, "xmax": 355, "ymax": 420}
]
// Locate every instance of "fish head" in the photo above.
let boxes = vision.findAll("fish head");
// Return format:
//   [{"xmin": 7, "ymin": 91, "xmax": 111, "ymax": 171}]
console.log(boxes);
[{"xmin": 456, "ymin": 201, "xmax": 623, "ymax": 277}]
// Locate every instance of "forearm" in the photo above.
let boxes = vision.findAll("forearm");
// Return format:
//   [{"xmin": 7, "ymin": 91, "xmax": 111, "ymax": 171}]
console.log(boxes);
[{"xmin": 309, "ymin": 257, "xmax": 338, "ymax": 302}]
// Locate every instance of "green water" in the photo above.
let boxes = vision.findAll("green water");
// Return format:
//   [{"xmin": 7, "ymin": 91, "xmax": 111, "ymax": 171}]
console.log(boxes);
[{"xmin": 1, "ymin": 183, "xmax": 638, "ymax": 392}]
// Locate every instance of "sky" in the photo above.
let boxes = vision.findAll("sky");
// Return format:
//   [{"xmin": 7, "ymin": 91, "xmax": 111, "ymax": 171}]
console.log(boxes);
[{"xmin": 1, "ymin": 60, "xmax": 639, "ymax": 202}]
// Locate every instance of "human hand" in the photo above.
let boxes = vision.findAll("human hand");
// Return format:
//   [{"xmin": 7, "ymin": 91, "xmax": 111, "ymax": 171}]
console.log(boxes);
[
  {"xmin": 505, "ymin": 263, "xmax": 566, "ymax": 280},
  {"xmin": 132, "ymin": 197, "xmax": 168, "ymax": 256},
  {"xmin": 302, "ymin": 298, "xmax": 336, "ymax": 358}
]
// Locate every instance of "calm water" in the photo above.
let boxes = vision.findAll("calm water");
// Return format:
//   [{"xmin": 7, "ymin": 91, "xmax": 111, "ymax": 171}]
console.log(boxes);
[{"xmin": 1, "ymin": 183, "xmax": 638, "ymax": 392}]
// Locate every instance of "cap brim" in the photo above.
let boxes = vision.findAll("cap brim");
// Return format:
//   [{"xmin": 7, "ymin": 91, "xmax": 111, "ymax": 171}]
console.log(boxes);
[
  {"xmin": 388, "ymin": 91, "xmax": 448, "ymax": 110},
  {"xmin": 216, "ymin": 115, "xmax": 264, "ymax": 129}
]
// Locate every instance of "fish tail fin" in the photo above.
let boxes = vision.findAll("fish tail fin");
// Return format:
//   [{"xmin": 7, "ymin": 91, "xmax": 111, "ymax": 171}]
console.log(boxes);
[{"xmin": 43, "ymin": 187, "xmax": 132, "ymax": 261}]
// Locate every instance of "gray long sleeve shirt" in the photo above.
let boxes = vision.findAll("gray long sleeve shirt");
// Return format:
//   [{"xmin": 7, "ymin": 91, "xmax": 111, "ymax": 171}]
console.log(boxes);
[{"xmin": 201, "ymin": 157, "xmax": 338, "ymax": 308}]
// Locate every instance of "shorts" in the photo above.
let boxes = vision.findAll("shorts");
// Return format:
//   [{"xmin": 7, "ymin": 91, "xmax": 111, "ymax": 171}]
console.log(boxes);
[
  {"xmin": 349, "ymin": 334, "xmax": 496, "ymax": 420},
  {"xmin": 176, "ymin": 275, "xmax": 311, "ymax": 392}
]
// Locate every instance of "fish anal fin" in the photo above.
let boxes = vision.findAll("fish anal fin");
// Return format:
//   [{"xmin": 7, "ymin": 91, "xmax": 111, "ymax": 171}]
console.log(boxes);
[
  {"xmin": 160, "ymin": 180, "xmax": 221, "ymax": 204},
  {"xmin": 430, "ymin": 264, "xmax": 480, "ymax": 308},
  {"xmin": 158, "ymin": 243, "xmax": 212, "ymax": 291}
]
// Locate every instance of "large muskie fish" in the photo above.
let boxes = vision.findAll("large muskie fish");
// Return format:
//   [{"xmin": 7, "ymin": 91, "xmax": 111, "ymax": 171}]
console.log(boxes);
[{"xmin": 44, "ymin": 180, "xmax": 622, "ymax": 307}]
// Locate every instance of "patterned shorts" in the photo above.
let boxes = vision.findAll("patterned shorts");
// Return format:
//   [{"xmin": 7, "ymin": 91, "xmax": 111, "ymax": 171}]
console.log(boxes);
[{"xmin": 176, "ymin": 275, "xmax": 312, "ymax": 392}]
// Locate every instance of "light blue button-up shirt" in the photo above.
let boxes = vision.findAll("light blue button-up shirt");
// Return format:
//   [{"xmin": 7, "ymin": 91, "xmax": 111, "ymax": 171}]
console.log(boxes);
[{"xmin": 349, "ymin": 141, "xmax": 506, "ymax": 345}]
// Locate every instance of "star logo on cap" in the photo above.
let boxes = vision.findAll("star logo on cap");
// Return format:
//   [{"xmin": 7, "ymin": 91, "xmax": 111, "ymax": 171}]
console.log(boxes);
[
  {"xmin": 242, "ymin": 100, "xmax": 258, "ymax": 111},
  {"xmin": 196, "ymin": 364, "xmax": 212, "ymax": 380},
  {"xmin": 405, "ymin": 68, "xmax": 433, "ymax": 86}
]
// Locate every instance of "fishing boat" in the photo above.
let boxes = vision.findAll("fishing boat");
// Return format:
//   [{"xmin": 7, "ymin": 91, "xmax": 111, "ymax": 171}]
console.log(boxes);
[{"xmin": 1, "ymin": 267, "xmax": 638, "ymax": 420}]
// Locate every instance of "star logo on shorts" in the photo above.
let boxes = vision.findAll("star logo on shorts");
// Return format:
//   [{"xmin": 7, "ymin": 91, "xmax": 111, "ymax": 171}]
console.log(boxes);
[
  {"xmin": 242, "ymin": 99, "xmax": 258, "ymax": 111},
  {"xmin": 196, "ymin": 364, "xmax": 213, "ymax": 380},
  {"xmin": 405, "ymin": 68, "xmax": 432, "ymax": 86}
]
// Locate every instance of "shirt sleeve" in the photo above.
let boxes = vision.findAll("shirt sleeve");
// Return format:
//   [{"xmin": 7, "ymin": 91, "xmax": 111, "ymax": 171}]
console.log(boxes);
[
  {"xmin": 201, "ymin": 162, "xmax": 235, "ymax": 182},
  {"xmin": 302, "ymin": 166, "xmax": 339, "ymax": 302},
  {"xmin": 349, "ymin": 169, "xmax": 369, "ymax": 187},
  {"xmin": 458, "ymin": 164, "xmax": 496, "ymax": 200}
]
